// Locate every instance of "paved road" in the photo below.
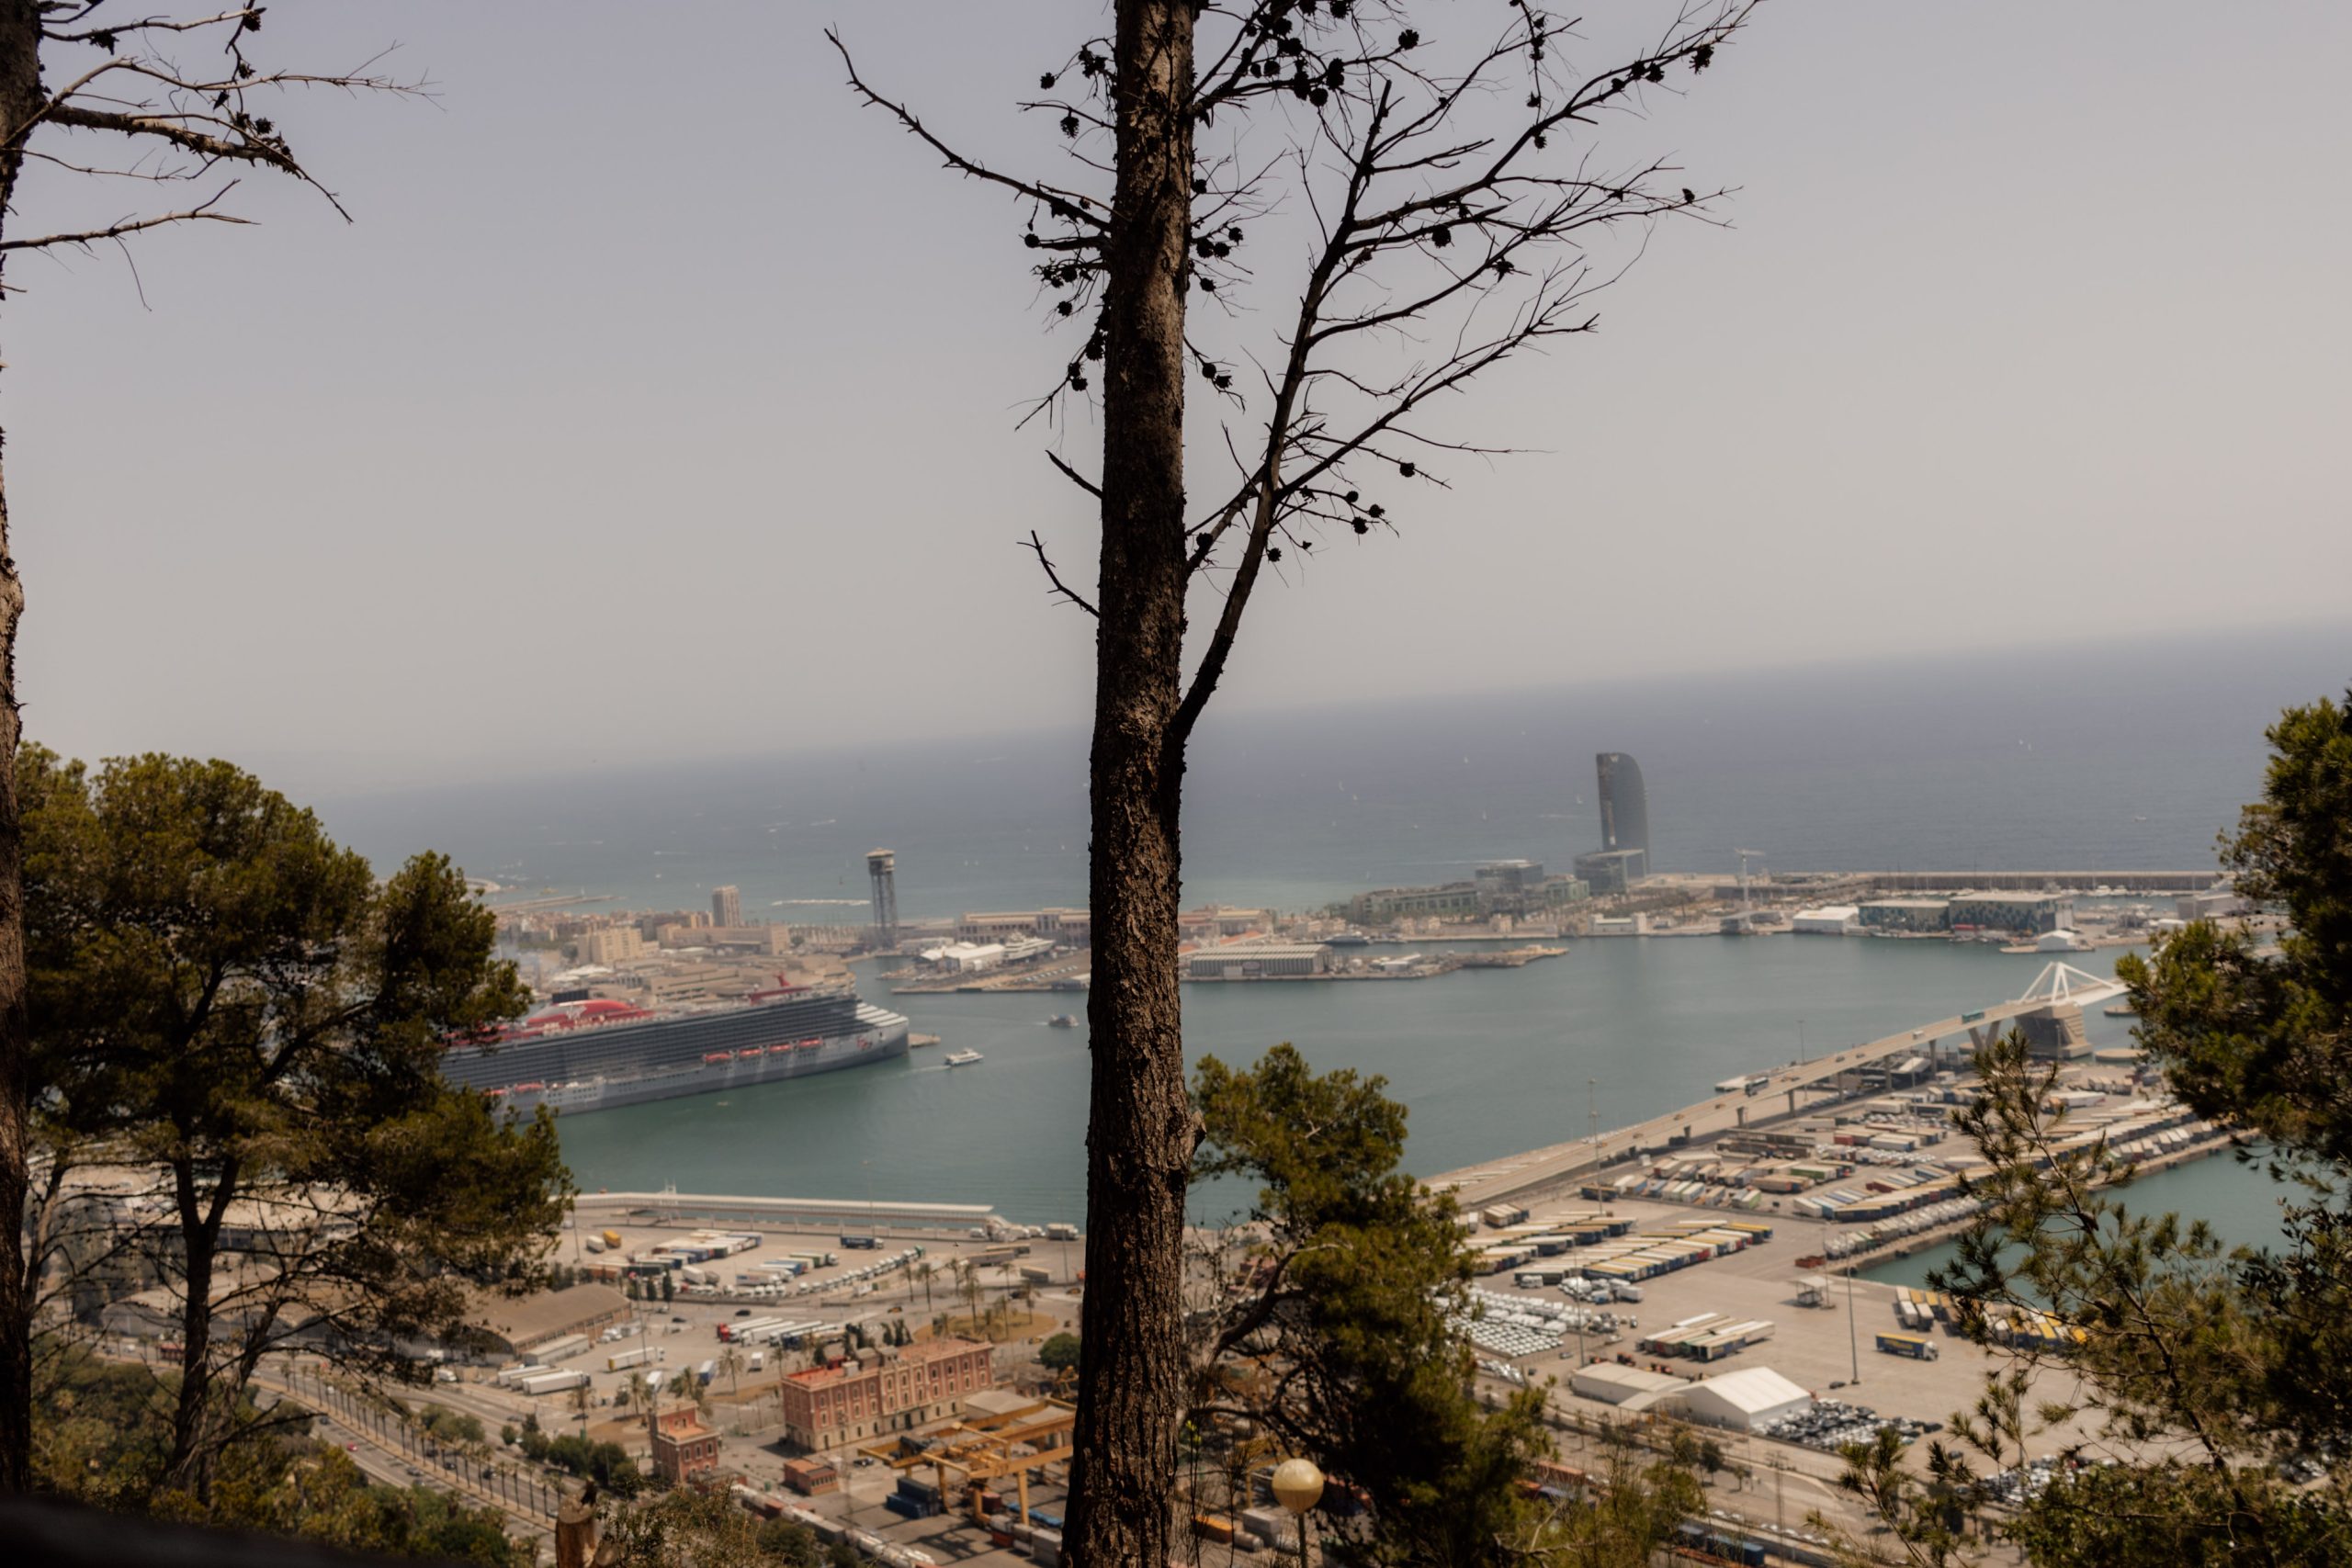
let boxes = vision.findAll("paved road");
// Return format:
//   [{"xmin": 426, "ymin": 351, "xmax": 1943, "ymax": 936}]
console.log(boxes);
[{"xmin": 258, "ymin": 1365, "xmax": 559, "ymax": 1539}]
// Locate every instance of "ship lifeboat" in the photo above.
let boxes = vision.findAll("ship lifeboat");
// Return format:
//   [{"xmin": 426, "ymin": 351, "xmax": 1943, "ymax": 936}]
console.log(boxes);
[
  {"xmin": 513, "ymin": 1082, "xmax": 545, "ymax": 1093},
  {"xmin": 794, "ymin": 1039, "xmax": 821, "ymax": 1050},
  {"xmin": 485, "ymin": 1087, "xmax": 509, "ymax": 1098},
  {"xmin": 767, "ymin": 1043, "xmax": 794, "ymax": 1055},
  {"xmin": 704, "ymin": 1051, "xmax": 735, "ymax": 1064}
]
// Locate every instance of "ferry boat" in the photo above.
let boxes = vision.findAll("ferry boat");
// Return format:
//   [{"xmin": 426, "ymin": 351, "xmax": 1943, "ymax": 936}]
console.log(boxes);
[
  {"xmin": 441, "ymin": 976, "xmax": 910, "ymax": 1116},
  {"xmin": 1046, "ymin": 1014, "xmax": 1079, "ymax": 1029},
  {"xmin": 944, "ymin": 1049, "xmax": 986, "ymax": 1067}
]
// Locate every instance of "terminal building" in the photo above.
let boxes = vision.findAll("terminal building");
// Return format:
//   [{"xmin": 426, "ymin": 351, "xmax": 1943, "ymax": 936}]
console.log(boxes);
[
  {"xmin": 1186, "ymin": 942, "xmax": 1332, "ymax": 980},
  {"xmin": 1947, "ymin": 892, "xmax": 2075, "ymax": 935},
  {"xmin": 1858, "ymin": 897, "xmax": 1953, "ymax": 933}
]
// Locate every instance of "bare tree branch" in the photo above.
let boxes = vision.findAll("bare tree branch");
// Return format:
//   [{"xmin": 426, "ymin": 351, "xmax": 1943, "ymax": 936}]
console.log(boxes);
[
  {"xmin": 827, "ymin": 28, "xmax": 1106, "ymax": 227},
  {"xmin": 1024, "ymin": 529, "xmax": 1097, "ymax": 616},
  {"xmin": 0, "ymin": 178, "xmax": 245, "ymax": 251}
]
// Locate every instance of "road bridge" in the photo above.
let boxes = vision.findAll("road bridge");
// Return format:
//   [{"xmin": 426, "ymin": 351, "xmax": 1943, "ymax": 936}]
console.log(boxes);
[{"xmin": 1432, "ymin": 963, "xmax": 2127, "ymax": 1212}]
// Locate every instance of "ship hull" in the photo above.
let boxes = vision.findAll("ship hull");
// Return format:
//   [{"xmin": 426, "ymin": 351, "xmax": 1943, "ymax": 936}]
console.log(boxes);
[{"xmin": 446, "ymin": 998, "xmax": 911, "ymax": 1117}]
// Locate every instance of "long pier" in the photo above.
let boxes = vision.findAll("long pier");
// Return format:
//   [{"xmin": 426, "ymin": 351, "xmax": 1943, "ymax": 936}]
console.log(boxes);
[
  {"xmin": 571, "ymin": 1190, "xmax": 1002, "ymax": 1230},
  {"xmin": 1430, "ymin": 964, "xmax": 2127, "ymax": 1212},
  {"xmin": 1857, "ymin": 870, "xmax": 2218, "ymax": 893}
]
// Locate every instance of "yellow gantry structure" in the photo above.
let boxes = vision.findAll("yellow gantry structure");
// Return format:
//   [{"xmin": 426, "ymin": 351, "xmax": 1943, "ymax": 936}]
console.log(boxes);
[{"xmin": 855, "ymin": 1397, "xmax": 1079, "ymax": 1527}]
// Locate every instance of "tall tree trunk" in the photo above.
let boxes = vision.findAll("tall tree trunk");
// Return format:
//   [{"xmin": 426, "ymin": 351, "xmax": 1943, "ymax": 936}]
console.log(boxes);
[
  {"xmin": 0, "ymin": 0, "xmax": 43, "ymax": 1496},
  {"xmin": 1068, "ymin": 4, "xmax": 1194, "ymax": 1566},
  {"xmin": 166, "ymin": 1160, "xmax": 225, "ymax": 1500}
]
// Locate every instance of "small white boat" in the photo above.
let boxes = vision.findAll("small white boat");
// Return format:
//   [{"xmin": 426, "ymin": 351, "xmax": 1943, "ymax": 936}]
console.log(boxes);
[{"xmin": 944, "ymin": 1049, "xmax": 985, "ymax": 1067}]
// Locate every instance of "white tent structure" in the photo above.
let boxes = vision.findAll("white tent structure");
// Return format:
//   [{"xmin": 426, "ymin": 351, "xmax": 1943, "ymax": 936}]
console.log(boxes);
[{"xmin": 1680, "ymin": 1366, "xmax": 1814, "ymax": 1431}]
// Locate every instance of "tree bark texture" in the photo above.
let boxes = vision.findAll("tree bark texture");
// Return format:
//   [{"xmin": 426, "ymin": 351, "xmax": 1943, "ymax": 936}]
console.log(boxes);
[
  {"xmin": 0, "ymin": 0, "xmax": 41, "ymax": 1496},
  {"xmin": 1068, "ymin": 3, "xmax": 1194, "ymax": 1565}
]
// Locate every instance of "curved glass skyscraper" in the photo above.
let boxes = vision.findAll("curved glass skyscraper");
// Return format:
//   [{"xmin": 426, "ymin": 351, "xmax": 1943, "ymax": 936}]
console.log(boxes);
[{"xmin": 1597, "ymin": 751, "xmax": 1649, "ymax": 857}]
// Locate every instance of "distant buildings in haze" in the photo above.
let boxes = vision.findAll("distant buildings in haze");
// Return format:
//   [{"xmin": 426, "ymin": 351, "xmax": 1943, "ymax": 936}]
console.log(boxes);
[{"xmin": 710, "ymin": 885, "xmax": 743, "ymax": 928}]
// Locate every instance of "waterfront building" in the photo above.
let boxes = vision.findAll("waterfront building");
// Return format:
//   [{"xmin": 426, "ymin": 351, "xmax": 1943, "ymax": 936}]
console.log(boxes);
[
  {"xmin": 1186, "ymin": 942, "xmax": 1332, "ymax": 979},
  {"xmin": 1573, "ymin": 848, "xmax": 1647, "ymax": 895},
  {"xmin": 649, "ymin": 1402, "xmax": 721, "ymax": 1484},
  {"xmin": 711, "ymin": 886, "xmax": 743, "ymax": 928},
  {"xmin": 1473, "ymin": 860, "xmax": 1552, "ymax": 915},
  {"xmin": 777, "ymin": 1337, "xmax": 995, "ymax": 1450},
  {"xmin": 1947, "ymin": 892, "xmax": 2075, "ymax": 935},
  {"xmin": 1857, "ymin": 897, "xmax": 1951, "ymax": 933},
  {"xmin": 2176, "ymin": 888, "xmax": 2243, "ymax": 922},
  {"xmin": 1791, "ymin": 906, "xmax": 1860, "ymax": 935},
  {"xmin": 1346, "ymin": 868, "xmax": 1586, "ymax": 924},
  {"xmin": 1597, "ymin": 752, "xmax": 1650, "ymax": 859},
  {"xmin": 1179, "ymin": 905, "xmax": 1272, "ymax": 940},
  {"xmin": 956, "ymin": 908, "xmax": 1091, "ymax": 942},
  {"xmin": 1348, "ymin": 883, "xmax": 1482, "ymax": 922}
]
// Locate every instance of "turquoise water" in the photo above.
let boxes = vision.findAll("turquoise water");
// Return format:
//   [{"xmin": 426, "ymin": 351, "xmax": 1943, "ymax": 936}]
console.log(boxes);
[
  {"xmin": 554, "ymin": 937, "xmax": 2151, "ymax": 1224},
  {"xmin": 1860, "ymin": 1145, "xmax": 2297, "ymax": 1288}
]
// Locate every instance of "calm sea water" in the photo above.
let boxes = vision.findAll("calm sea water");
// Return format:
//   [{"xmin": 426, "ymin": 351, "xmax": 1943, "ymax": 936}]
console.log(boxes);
[
  {"xmin": 549, "ymin": 940, "xmax": 2153, "ymax": 1225},
  {"xmin": 1860, "ymin": 1150, "xmax": 2297, "ymax": 1289},
  {"xmin": 317, "ymin": 627, "xmax": 2346, "ymax": 1225},
  {"xmin": 322, "ymin": 626, "xmax": 2348, "ymax": 923}
]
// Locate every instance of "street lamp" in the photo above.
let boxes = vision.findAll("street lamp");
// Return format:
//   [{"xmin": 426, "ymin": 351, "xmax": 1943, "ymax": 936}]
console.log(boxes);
[{"xmin": 1272, "ymin": 1457, "xmax": 1324, "ymax": 1568}]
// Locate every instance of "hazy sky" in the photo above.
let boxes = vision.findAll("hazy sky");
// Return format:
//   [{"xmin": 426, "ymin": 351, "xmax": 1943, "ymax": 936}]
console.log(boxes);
[{"xmin": 12, "ymin": 2, "xmax": 2348, "ymax": 800}]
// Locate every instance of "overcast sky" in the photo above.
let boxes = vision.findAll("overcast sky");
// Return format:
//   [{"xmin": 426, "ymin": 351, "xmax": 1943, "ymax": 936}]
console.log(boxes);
[{"xmin": 11, "ymin": 2, "xmax": 2347, "ymax": 800}]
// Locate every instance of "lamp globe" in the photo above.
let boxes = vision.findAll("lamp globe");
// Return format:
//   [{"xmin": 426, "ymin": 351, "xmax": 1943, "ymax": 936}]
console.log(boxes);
[{"xmin": 1271, "ymin": 1457, "xmax": 1325, "ymax": 1516}]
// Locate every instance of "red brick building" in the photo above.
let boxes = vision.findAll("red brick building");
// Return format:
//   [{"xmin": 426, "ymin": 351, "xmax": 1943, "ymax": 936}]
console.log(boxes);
[
  {"xmin": 778, "ymin": 1337, "xmax": 994, "ymax": 1450},
  {"xmin": 649, "ymin": 1403, "xmax": 720, "ymax": 1483}
]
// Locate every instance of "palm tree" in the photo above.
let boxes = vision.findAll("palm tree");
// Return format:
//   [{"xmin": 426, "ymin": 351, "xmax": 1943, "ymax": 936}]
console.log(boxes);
[
  {"xmin": 916, "ymin": 1260, "xmax": 935, "ymax": 1310},
  {"xmin": 718, "ymin": 1344, "xmax": 744, "ymax": 1397},
  {"xmin": 956, "ymin": 1260, "xmax": 982, "ymax": 1336}
]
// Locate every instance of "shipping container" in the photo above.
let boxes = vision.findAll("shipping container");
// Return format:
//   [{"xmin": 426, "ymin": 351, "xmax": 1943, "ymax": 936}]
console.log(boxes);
[
  {"xmin": 516, "ymin": 1370, "xmax": 591, "ymax": 1395},
  {"xmin": 1876, "ymin": 1332, "xmax": 1939, "ymax": 1360}
]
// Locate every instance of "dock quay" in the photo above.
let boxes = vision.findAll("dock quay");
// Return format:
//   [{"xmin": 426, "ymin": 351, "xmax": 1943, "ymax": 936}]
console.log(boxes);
[
  {"xmin": 1432, "ymin": 962, "xmax": 2131, "ymax": 1214},
  {"xmin": 1857, "ymin": 870, "xmax": 2220, "ymax": 893},
  {"xmin": 570, "ymin": 1190, "xmax": 1006, "ymax": 1233}
]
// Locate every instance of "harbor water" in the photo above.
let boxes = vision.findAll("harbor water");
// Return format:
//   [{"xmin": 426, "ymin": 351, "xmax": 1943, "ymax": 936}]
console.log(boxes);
[
  {"xmin": 557, "ymin": 936, "xmax": 2157, "ymax": 1225},
  {"xmin": 328, "ymin": 630, "xmax": 2345, "ymax": 1232}
]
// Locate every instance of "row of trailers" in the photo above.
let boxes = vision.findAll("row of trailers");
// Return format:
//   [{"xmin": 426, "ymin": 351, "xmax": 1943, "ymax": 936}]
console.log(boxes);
[
  {"xmin": 1884, "ymin": 1286, "xmax": 2083, "ymax": 1355},
  {"xmin": 1520, "ymin": 1218, "xmax": 1778, "ymax": 1289},
  {"xmin": 1635, "ymin": 1312, "xmax": 1777, "ymax": 1363},
  {"xmin": 716, "ymin": 1315, "xmax": 835, "ymax": 1348}
]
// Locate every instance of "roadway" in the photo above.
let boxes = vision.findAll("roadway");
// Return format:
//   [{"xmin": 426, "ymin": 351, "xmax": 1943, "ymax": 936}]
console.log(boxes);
[
  {"xmin": 256, "ymin": 1362, "xmax": 560, "ymax": 1540},
  {"xmin": 1434, "ymin": 966, "xmax": 2125, "ymax": 1212}
]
